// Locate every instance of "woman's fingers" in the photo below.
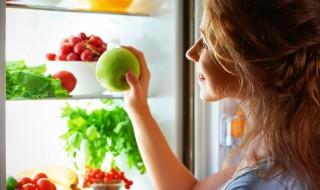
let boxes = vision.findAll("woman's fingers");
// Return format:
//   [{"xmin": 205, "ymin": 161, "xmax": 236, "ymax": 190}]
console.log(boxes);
[
  {"xmin": 121, "ymin": 45, "xmax": 150, "ymax": 85},
  {"xmin": 121, "ymin": 46, "xmax": 150, "ymax": 115},
  {"xmin": 126, "ymin": 71, "xmax": 140, "ymax": 96}
]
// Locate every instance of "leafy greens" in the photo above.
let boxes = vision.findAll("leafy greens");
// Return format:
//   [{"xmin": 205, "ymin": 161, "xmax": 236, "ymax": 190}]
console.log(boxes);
[
  {"xmin": 6, "ymin": 60, "xmax": 69, "ymax": 100},
  {"xmin": 60, "ymin": 100, "xmax": 146, "ymax": 174}
]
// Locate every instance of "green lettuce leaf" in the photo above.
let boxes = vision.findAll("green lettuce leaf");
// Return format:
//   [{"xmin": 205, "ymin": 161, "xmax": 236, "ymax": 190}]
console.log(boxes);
[{"xmin": 6, "ymin": 60, "xmax": 70, "ymax": 100}]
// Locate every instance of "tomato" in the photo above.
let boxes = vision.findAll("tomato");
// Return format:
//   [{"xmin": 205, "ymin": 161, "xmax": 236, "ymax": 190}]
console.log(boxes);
[
  {"xmin": 52, "ymin": 71, "xmax": 77, "ymax": 92},
  {"xmin": 57, "ymin": 53, "xmax": 67, "ymax": 61},
  {"xmin": 36, "ymin": 178, "xmax": 55, "ymax": 190},
  {"xmin": 46, "ymin": 53, "xmax": 56, "ymax": 61},
  {"xmin": 32, "ymin": 173, "xmax": 48, "ymax": 184},
  {"xmin": 60, "ymin": 44, "xmax": 73, "ymax": 55},
  {"xmin": 22, "ymin": 183, "xmax": 36, "ymax": 190},
  {"xmin": 51, "ymin": 183, "xmax": 57, "ymax": 190},
  {"xmin": 78, "ymin": 32, "xmax": 87, "ymax": 40},
  {"xmin": 80, "ymin": 49, "xmax": 94, "ymax": 61},
  {"xmin": 17, "ymin": 177, "xmax": 33, "ymax": 189}
]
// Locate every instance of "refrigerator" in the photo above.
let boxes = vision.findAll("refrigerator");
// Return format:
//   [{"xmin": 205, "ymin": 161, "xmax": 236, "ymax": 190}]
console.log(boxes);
[{"xmin": 0, "ymin": 0, "xmax": 245, "ymax": 189}]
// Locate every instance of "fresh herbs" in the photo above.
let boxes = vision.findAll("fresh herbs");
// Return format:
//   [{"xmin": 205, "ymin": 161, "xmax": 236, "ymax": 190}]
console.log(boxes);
[
  {"xmin": 60, "ymin": 100, "xmax": 145, "ymax": 174},
  {"xmin": 6, "ymin": 60, "xmax": 70, "ymax": 100}
]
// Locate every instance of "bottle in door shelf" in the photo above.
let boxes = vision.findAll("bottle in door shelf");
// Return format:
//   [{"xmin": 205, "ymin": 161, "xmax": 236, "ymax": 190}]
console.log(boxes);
[
  {"xmin": 219, "ymin": 110, "xmax": 246, "ymax": 169},
  {"xmin": 219, "ymin": 110, "xmax": 246, "ymax": 147},
  {"xmin": 231, "ymin": 111, "xmax": 246, "ymax": 141}
]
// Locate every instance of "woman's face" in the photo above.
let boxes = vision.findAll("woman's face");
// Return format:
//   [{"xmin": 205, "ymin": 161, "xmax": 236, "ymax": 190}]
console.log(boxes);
[{"xmin": 186, "ymin": 14, "xmax": 240, "ymax": 102}]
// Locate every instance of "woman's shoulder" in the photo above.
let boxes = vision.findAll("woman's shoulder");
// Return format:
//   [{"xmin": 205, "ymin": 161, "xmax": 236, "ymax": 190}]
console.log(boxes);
[{"xmin": 219, "ymin": 160, "xmax": 307, "ymax": 190}]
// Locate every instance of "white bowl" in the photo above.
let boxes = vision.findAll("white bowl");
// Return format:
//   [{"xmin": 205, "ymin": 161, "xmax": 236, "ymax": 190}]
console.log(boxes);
[{"xmin": 46, "ymin": 61, "xmax": 105, "ymax": 96}]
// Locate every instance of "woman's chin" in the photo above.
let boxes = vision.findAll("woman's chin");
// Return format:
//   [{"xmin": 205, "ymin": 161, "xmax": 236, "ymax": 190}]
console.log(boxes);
[{"xmin": 199, "ymin": 90, "xmax": 221, "ymax": 102}]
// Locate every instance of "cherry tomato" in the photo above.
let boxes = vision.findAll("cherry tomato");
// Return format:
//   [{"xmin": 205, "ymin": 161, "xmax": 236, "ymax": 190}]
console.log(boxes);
[
  {"xmin": 17, "ymin": 177, "xmax": 33, "ymax": 189},
  {"xmin": 46, "ymin": 53, "xmax": 56, "ymax": 61},
  {"xmin": 52, "ymin": 71, "xmax": 77, "ymax": 92},
  {"xmin": 32, "ymin": 173, "xmax": 48, "ymax": 184},
  {"xmin": 97, "ymin": 44, "xmax": 107, "ymax": 54},
  {"xmin": 78, "ymin": 32, "xmax": 87, "ymax": 40},
  {"xmin": 51, "ymin": 183, "xmax": 57, "ymax": 190},
  {"xmin": 56, "ymin": 53, "xmax": 67, "ymax": 61},
  {"xmin": 89, "ymin": 36, "xmax": 103, "ymax": 47},
  {"xmin": 118, "ymin": 172, "xmax": 124, "ymax": 179},
  {"xmin": 36, "ymin": 178, "xmax": 54, "ymax": 190},
  {"xmin": 74, "ymin": 43, "xmax": 86, "ymax": 54},
  {"xmin": 22, "ymin": 183, "xmax": 36, "ymax": 190},
  {"xmin": 66, "ymin": 52, "xmax": 80, "ymax": 61},
  {"xmin": 69, "ymin": 36, "xmax": 81, "ymax": 46},
  {"xmin": 60, "ymin": 44, "xmax": 73, "ymax": 55},
  {"xmin": 80, "ymin": 49, "xmax": 94, "ymax": 61},
  {"xmin": 125, "ymin": 184, "xmax": 131, "ymax": 189}
]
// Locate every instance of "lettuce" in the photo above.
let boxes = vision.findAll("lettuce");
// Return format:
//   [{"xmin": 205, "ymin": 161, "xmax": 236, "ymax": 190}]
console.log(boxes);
[{"xmin": 6, "ymin": 60, "xmax": 70, "ymax": 100}]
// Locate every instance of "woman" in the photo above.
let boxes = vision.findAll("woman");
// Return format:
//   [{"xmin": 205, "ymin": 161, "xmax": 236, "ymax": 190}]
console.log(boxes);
[{"xmin": 122, "ymin": 0, "xmax": 320, "ymax": 189}]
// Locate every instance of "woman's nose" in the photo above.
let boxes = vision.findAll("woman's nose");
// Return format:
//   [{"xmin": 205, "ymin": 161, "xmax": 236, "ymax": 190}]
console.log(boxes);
[{"xmin": 186, "ymin": 43, "xmax": 200, "ymax": 63}]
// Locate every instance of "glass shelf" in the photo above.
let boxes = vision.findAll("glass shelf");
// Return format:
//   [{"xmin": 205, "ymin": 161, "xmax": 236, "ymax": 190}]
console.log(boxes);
[
  {"xmin": 6, "ymin": 0, "xmax": 150, "ymax": 17},
  {"xmin": 6, "ymin": 92, "xmax": 155, "ymax": 101},
  {"xmin": 6, "ymin": 92, "xmax": 125, "ymax": 101},
  {"xmin": 6, "ymin": 94, "xmax": 153, "ymax": 101}
]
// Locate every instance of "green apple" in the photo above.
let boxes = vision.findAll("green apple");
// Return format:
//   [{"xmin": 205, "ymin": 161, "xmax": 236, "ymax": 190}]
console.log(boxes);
[{"xmin": 96, "ymin": 47, "xmax": 140, "ymax": 92}]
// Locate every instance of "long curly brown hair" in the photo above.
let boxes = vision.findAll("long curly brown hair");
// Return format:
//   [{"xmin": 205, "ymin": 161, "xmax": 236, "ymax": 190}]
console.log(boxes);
[{"xmin": 203, "ymin": 0, "xmax": 320, "ymax": 189}]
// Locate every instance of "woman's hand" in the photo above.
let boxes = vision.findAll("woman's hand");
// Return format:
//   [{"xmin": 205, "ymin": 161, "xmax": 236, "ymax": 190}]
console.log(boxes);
[{"xmin": 122, "ymin": 46, "xmax": 151, "ymax": 117}]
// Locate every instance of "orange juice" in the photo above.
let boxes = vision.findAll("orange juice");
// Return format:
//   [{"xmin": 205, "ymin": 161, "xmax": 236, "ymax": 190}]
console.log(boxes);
[
  {"xmin": 231, "ymin": 111, "xmax": 245, "ymax": 138},
  {"xmin": 79, "ymin": 0, "xmax": 133, "ymax": 12}
]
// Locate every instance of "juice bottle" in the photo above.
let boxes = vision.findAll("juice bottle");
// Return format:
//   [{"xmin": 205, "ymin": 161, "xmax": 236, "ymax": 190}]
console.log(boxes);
[
  {"xmin": 79, "ymin": 0, "xmax": 133, "ymax": 12},
  {"xmin": 219, "ymin": 110, "xmax": 246, "ymax": 169},
  {"xmin": 231, "ymin": 111, "xmax": 245, "ymax": 140}
]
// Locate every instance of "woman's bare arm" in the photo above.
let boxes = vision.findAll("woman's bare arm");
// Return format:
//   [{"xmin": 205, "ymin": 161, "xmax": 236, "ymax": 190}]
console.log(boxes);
[
  {"xmin": 122, "ymin": 46, "xmax": 237, "ymax": 190},
  {"xmin": 128, "ymin": 108, "xmax": 197, "ymax": 190},
  {"xmin": 129, "ymin": 108, "xmax": 237, "ymax": 190}
]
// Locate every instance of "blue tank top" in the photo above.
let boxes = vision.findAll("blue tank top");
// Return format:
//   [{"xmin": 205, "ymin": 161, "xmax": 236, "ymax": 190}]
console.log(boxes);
[{"xmin": 218, "ymin": 160, "xmax": 307, "ymax": 190}]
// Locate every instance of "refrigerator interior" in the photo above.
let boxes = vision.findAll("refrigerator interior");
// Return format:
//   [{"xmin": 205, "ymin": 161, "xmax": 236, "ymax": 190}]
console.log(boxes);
[{"xmin": 4, "ymin": 0, "xmax": 184, "ymax": 189}]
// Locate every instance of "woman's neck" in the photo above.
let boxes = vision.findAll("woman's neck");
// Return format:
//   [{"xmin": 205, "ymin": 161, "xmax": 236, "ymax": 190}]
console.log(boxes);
[{"xmin": 237, "ymin": 138, "xmax": 268, "ymax": 172}]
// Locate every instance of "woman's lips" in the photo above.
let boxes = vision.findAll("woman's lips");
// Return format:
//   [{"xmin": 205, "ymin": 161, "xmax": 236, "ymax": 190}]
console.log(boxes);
[{"xmin": 198, "ymin": 73, "xmax": 205, "ymax": 81}]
